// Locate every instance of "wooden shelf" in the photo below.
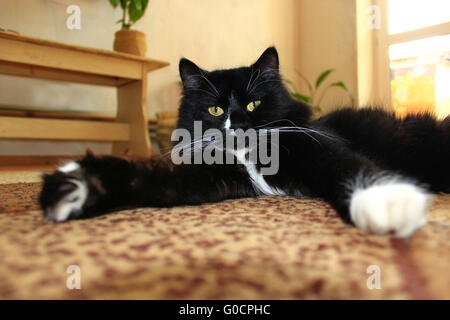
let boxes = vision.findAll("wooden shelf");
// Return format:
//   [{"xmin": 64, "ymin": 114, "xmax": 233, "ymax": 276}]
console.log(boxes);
[
  {"xmin": 0, "ymin": 31, "xmax": 170, "ymax": 159},
  {"xmin": 0, "ymin": 116, "xmax": 130, "ymax": 142},
  {"xmin": 0, "ymin": 31, "xmax": 169, "ymax": 87},
  {"xmin": 0, "ymin": 107, "xmax": 115, "ymax": 122}
]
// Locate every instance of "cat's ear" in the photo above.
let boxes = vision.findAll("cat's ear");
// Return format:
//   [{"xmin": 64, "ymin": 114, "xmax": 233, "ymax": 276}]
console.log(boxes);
[
  {"xmin": 179, "ymin": 58, "xmax": 203, "ymax": 89},
  {"xmin": 252, "ymin": 47, "xmax": 279, "ymax": 75}
]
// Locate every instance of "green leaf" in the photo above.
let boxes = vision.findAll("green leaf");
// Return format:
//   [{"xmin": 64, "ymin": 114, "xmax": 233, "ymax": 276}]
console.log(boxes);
[
  {"xmin": 295, "ymin": 70, "xmax": 313, "ymax": 95},
  {"xmin": 284, "ymin": 79, "xmax": 294, "ymax": 86},
  {"xmin": 284, "ymin": 78, "xmax": 311, "ymax": 103},
  {"xmin": 132, "ymin": 0, "xmax": 142, "ymax": 10},
  {"xmin": 115, "ymin": 18, "xmax": 124, "ymax": 24},
  {"xmin": 128, "ymin": 0, "xmax": 148, "ymax": 23},
  {"xmin": 109, "ymin": 0, "xmax": 119, "ymax": 8},
  {"xmin": 330, "ymin": 81, "xmax": 354, "ymax": 104},
  {"xmin": 119, "ymin": 0, "xmax": 128, "ymax": 10},
  {"xmin": 285, "ymin": 85, "xmax": 296, "ymax": 95},
  {"xmin": 315, "ymin": 69, "xmax": 334, "ymax": 88},
  {"xmin": 291, "ymin": 92, "xmax": 310, "ymax": 103},
  {"xmin": 132, "ymin": 0, "xmax": 148, "ymax": 11},
  {"xmin": 141, "ymin": 0, "xmax": 149, "ymax": 11},
  {"xmin": 312, "ymin": 105, "xmax": 322, "ymax": 113}
]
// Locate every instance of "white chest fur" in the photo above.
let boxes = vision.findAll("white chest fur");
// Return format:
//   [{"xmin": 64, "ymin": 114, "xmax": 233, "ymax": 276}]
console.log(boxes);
[{"xmin": 234, "ymin": 149, "xmax": 285, "ymax": 196}]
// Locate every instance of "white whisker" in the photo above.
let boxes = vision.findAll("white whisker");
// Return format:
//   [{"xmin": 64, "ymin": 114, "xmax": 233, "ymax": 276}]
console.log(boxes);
[
  {"xmin": 246, "ymin": 66, "xmax": 257, "ymax": 92},
  {"xmin": 256, "ymin": 119, "xmax": 344, "ymax": 142},
  {"xmin": 199, "ymin": 69, "xmax": 220, "ymax": 96},
  {"xmin": 249, "ymin": 79, "xmax": 281, "ymax": 94},
  {"xmin": 184, "ymin": 88, "xmax": 218, "ymax": 98}
]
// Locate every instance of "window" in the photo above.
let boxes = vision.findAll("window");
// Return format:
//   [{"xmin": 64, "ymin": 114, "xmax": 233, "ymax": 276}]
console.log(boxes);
[{"xmin": 387, "ymin": 0, "xmax": 450, "ymax": 119}]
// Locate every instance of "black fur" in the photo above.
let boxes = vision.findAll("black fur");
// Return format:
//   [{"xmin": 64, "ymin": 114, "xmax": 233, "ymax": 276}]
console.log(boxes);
[{"xmin": 39, "ymin": 47, "xmax": 450, "ymax": 225}]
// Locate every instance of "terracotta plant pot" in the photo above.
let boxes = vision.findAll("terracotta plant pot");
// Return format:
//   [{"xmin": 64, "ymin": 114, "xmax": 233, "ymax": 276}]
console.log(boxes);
[
  {"xmin": 113, "ymin": 29, "xmax": 147, "ymax": 57},
  {"xmin": 155, "ymin": 111, "xmax": 179, "ymax": 152}
]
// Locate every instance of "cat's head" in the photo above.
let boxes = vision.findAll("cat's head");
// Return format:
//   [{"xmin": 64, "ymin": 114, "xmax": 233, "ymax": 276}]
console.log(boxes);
[{"xmin": 176, "ymin": 47, "xmax": 311, "ymax": 135}]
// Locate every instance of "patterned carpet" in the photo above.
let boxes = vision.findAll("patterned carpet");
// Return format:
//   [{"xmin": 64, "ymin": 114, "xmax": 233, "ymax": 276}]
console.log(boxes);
[{"xmin": 0, "ymin": 182, "xmax": 449, "ymax": 299}]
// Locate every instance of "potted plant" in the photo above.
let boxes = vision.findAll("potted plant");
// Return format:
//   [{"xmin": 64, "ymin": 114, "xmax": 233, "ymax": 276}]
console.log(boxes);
[
  {"xmin": 285, "ymin": 69, "xmax": 354, "ymax": 116},
  {"xmin": 108, "ymin": 0, "xmax": 149, "ymax": 56}
]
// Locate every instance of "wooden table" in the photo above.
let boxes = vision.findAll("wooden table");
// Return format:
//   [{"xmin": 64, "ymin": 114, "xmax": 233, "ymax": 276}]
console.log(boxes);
[{"xmin": 0, "ymin": 31, "xmax": 169, "ymax": 159}]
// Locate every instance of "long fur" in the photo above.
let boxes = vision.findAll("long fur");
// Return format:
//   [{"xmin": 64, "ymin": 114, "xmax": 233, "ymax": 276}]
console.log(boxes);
[{"xmin": 40, "ymin": 47, "xmax": 449, "ymax": 237}]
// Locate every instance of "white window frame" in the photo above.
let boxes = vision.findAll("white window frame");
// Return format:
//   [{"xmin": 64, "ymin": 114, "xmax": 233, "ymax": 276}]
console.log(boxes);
[{"xmin": 357, "ymin": 0, "xmax": 450, "ymax": 109}]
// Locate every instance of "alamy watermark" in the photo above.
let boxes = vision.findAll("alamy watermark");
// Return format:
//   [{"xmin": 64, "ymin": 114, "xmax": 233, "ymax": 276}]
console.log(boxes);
[
  {"xmin": 66, "ymin": 5, "xmax": 81, "ymax": 30},
  {"xmin": 366, "ymin": 265, "xmax": 381, "ymax": 289},
  {"xmin": 367, "ymin": 5, "xmax": 380, "ymax": 30},
  {"xmin": 171, "ymin": 121, "xmax": 280, "ymax": 176},
  {"xmin": 66, "ymin": 264, "xmax": 81, "ymax": 290}
]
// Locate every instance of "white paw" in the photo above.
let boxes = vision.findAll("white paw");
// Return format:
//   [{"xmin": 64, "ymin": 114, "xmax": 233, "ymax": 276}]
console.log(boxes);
[
  {"xmin": 58, "ymin": 161, "xmax": 80, "ymax": 173},
  {"xmin": 45, "ymin": 178, "xmax": 88, "ymax": 222},
  {"xmin": 350, "ymin": 183, "xmax": 431, "ymax": 237}
]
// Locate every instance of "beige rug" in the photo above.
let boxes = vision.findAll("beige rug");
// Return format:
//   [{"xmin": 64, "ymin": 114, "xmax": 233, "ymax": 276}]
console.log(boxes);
[{"xmin": 0, "ymin": 181, "xmax": 449, "ymax": 299}]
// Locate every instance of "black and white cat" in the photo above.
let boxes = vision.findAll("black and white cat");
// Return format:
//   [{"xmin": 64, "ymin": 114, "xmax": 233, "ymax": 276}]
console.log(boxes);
[{"xmin": 39, "ymin": 47, "xmax": 450, "ymax": 238}]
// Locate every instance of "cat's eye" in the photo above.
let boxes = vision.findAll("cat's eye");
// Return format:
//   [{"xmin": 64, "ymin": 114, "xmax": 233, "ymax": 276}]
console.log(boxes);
[
  {"xmin": 208, "ymin": 106, "xmax": 224, "ymax": 116},
  {"xmin": 246, "ymin": 100, "xmax": 261, "ymax": 112}
]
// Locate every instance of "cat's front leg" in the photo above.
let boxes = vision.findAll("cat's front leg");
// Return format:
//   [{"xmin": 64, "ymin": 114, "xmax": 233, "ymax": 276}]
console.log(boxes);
[
  {"xmin": 40, "ymin": 153, "xmax": 256, "ymax": 222},
  {"xmin": 40, "ymin": 164, "xmax": 89, "ymax": 222},
  {"xmin": 40, "ymin": 154, "xmax": 138, "ymax": 222},
  {"xmin": 347, "ymin": 173, "xmax": 433, "ymax": 237},
  {"xmin": 309, "ymin": 149, "xmax": 434, "ymax": 237}
]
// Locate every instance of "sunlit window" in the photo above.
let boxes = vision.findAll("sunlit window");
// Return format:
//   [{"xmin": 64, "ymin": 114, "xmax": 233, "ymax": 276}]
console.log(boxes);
[
  {"xmin": 389, "ymin": 0, "xmax": 450, "ymax": 34},
  {"xmin": 388, "ymin": 0, "xmax": 450, "ymax": 119}
]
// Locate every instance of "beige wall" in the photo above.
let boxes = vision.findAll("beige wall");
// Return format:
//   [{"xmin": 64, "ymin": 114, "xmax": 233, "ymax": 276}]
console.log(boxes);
[
  {"xmin": 143, "ymin": 0, "xmax": 301, "ymax": 118},
  {"xmin": 294, "ymin": 0, "xmax": 358, "ymax": 114},
  {"xmin": 0, "ymin": 0, "xmax": 300, "ymax": 117},
  {"xmin": 0, "ymin": 0, "xmax": 359, "ymax": 155}
]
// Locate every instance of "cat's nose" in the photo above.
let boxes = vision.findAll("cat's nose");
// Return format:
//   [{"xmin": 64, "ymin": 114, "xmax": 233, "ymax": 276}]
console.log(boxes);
[
  {"xmin": 229, "ymin": 121, "xmax": 249, "ymax": 131},
  {"xmin": 229, "ymin": 112, "xmax": 249, "ymax": 130}
]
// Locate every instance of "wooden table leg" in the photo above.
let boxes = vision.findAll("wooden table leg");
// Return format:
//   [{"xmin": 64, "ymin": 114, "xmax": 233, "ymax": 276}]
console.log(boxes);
[{"xmin": 112, "ymin": 67, "xmax": 151, "ymax": 157}]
